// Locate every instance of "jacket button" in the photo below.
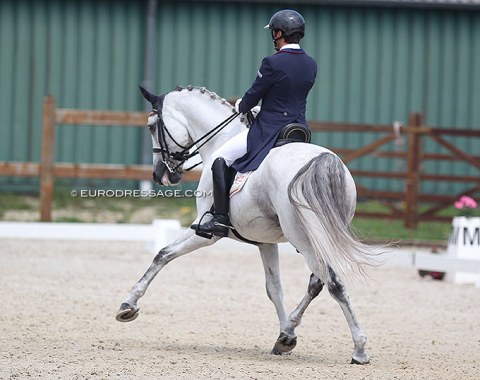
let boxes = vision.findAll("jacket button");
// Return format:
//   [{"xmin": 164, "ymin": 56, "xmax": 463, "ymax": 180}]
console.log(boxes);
[{"xmin": 283, "ymin": 112, "xmax": 288, "ymax": 116}]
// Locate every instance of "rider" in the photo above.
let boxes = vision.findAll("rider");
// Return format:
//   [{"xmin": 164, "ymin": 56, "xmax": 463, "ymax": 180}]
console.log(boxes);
[{"xmin": 192, "ymin": 9, "xmax": 317, "ymax": 238}]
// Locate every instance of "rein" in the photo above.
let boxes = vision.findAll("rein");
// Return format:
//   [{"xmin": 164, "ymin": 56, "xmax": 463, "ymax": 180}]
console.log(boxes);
[{"xmin": 150, "ymin": 109, "xmax": 239, "ymax": 174}]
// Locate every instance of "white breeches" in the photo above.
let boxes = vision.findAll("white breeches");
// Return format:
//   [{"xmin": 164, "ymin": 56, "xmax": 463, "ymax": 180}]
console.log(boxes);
[{"xmin": 213, "ymin": 129, "xmax": 249, "ymax": 167}]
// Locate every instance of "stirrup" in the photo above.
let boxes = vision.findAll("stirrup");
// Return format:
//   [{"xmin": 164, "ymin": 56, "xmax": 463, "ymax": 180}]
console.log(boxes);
[
  {"xmin": 194, "ymin": 228, "xmax": 214, "ymax": 239},
  {"xmin": 190, "ymin": 211, "xmax": 232, "ymax": 239},
  {"xmin": 190, "ymin": 211, "xmax": 215, "ymax": 239}
]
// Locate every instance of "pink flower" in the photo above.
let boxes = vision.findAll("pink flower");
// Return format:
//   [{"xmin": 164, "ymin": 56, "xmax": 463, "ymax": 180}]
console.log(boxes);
[
  {"xmin": 454, "ymin": 195, "xmax": 478, "ymax": 217},
  {"xmin": 458, "ymin": 195, "xmax": 478, "ymax": 209}
]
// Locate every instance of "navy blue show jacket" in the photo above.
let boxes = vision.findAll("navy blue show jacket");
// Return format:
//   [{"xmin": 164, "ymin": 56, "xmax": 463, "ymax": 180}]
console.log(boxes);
[{"xmin": 232, "ymin": 48, "xmax": 317, "ymax": 173}]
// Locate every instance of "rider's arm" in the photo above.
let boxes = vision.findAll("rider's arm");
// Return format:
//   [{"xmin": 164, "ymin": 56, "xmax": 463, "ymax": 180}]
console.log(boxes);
[{"xmin": 238, "ymin": 57, "xmax": 278, "ymax": 114}]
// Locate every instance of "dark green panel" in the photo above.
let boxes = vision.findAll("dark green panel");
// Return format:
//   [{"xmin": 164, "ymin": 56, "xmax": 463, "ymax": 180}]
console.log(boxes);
[
  {"xmin": 92, "ymin": 1, "xmax": 111, "ymax": 164},
  {"xmin": 470, "ymin": 15, "xmax": 480, "ymax": 181},
  {"xmin": 377, "ymin": 9, "xmax": 395, "ymax": 123},
  {"xmin": 453, "ymin": 13, "xmax": 472, "ymax": 180},
  {"xmin": 190, "ymin": 3, "xmax": 207, "ymax": 88},
  {"xmin": 391, "ymin": 9, "xmax": 410, "ymax": 122},
  {"xmin": 315, "ymin": 7, "xmax": 334, "ymax": 127},
  {"xmin": 109, "ymin": 2, "xmax": 129, "ymax": 165},
  {"xmin": 124, "ymin": 0, "xmax": 144, "ymax": 168},
  {"xmin": 409, "ymin": 11, "xmax": 427, "ymax": 113},
  {"xmin": 12, "ymin": 1, "xmax": 32, "ymax": 162},
  {"xmin": 204, "ymin": 5, "xmax": 223, "ymax": 93},
  {"xmin": 0, "ymin": 1, "xmax": 15, "ymax": 162},
  {"xmin": 46, "ymin": 0, "xmax": 65, "ymax": 162},
  {"xmin": 1, "ymin": 0, "xmax": 479, "ymax": 195},
  {"xmin": 362, "ymin": 9, "xmax": 381, "ymax": 123},
  {"xmin": 331, "ymin": 10, "xmax": 349, "ymax": 122},
  {"xmin": 471, "ymin": 16, "xmax": 480, "ymax": 130},
  {"xmin": 346, "ymin": 7, "xmax": 364, "ymax": 123},
  {"xmin": 220, "ymin": 5, "xmax": 238, "ymax": 96},
  {"xmin": 60, "ymin": 0, "xmax": 80, "ymax": 163},
  {"xmin": 438, "ymin": 12, "xmax": 457, "ymax": 194},
  {"xmin": 76, "ymin": 2, "xmax": 96, "ymax": 164},
  {"xmin": 301, "ymin": 6, "xmax": 320, "ymax": 126},
  {"xmin": 422, "ymin": 11, "xmax": 442, "ymax": 194},
  {"xmin": 157, "ymin": 1, "xmax": 175, "ymax": 92},
  {"xmin": 30, "ymin": 0, "xmax": 49, "ymax": 163},
  {"xmin": 424, "ymin": 12, "xmax": 442, "ymax": 125},
  {"xmin": 172, "ymin": 2, "xmax": 192, "ymax": 86},
  {"xmin": 341, "ymin": 8, "xmax": 365, "ymax": 173}
]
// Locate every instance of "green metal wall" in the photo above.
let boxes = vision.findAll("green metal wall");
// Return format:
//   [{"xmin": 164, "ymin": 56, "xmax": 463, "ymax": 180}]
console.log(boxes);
[{"xmin": 0, "ymin": 0, "xmax": 478, "ymax": 194}]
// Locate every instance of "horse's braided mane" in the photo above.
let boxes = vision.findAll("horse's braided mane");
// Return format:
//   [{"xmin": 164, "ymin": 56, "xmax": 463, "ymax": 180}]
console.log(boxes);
[{"xmin": 174, "ymin": 85, "xmax": 234, "ymax": 109}]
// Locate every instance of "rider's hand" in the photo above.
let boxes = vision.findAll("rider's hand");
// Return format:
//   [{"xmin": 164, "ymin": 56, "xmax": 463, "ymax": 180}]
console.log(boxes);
[
  {"xmin": 251, "ymin": 106, "xmax": 260, "ymax": 117},
  {"xmin": 234, "ymin": 98, "xmax": 242, "ymax": 113}
]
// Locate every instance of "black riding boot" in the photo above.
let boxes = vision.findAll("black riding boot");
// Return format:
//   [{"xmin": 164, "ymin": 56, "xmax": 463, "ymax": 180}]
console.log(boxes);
[{"xmin": 191, "ymin": 157, "xmax": 231, "ymax": 238}]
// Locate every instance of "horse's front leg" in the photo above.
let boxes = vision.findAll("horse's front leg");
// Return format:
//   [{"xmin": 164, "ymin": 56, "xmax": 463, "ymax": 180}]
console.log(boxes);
[{"xmin": 116, "ymin": 229, "xmax": 217, "ymax": 322}]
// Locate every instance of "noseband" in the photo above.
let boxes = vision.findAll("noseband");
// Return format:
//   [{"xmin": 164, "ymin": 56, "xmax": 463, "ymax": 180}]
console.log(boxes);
[{"xmin": 148, "ymin": 107, "xmax": 239, "ymax": 174}]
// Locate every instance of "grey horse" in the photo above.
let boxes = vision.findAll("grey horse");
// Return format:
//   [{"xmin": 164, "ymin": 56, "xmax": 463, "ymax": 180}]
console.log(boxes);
[{"xmin": 116, "ymin": 86, "xmax": 377, "ymax": 364}]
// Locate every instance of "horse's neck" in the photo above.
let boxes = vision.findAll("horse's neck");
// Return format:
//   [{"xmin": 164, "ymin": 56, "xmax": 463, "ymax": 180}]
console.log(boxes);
[{"xmin": 174, "ymin": 91, "xmax": 245, "ymax": 161}]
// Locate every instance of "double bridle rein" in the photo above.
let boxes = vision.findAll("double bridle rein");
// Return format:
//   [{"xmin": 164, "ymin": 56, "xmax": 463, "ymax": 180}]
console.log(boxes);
[{"xmin": 148, "ymin": 108, "xmax": 240, "ymax": 174}]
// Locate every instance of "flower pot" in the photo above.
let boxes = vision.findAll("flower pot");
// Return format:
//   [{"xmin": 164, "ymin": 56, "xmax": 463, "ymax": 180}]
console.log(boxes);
[{"xmin": 447, "ymin": 216, "xmax": 480, "ymax": 284}]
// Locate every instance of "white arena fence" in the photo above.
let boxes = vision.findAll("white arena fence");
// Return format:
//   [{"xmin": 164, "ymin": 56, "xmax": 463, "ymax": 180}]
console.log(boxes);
[{"xmin": 0, "ymin": 220, "xmax": 479, "ymax": 288}]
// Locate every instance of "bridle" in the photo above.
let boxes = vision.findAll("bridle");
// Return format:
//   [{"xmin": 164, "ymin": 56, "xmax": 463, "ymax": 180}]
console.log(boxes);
[{"xmin": 148, "ymin": 108, "xmax": 240, "ymax": 174}]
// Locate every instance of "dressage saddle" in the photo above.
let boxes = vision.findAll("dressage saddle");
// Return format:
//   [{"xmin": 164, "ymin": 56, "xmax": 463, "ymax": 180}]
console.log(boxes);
[{"xmin": 274, "ymin": 123, "xmax": 311, "ymax": 148}]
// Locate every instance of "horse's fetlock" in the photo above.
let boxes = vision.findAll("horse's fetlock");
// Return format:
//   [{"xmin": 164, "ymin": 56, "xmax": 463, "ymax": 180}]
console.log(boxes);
[
  {"xmin": 354, "ymin": 332, "xmax": 367, "ymax": 348},
  {"xmin": 130, "ymin": 286, "xmax": 144, "ymax": 299}
]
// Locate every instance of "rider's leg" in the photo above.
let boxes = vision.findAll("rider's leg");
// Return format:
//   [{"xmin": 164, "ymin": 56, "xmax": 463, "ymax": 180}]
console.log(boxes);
[
  {"xmin": 212, "ymin": 129, "xmax": 248, "ymax": 167},
  {"xmin": 192, "ymin": 157, "xmax": 231, "ymax": 237},
  {"xmin": 191, "ymin": 130, "xmax": 248, "ymax": 238}
]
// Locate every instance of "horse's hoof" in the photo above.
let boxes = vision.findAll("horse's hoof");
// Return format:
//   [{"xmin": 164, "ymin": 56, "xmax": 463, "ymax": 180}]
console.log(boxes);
[
  {"xmin": 351, "ymin": 353, "xmax": 370, "ymax": 365},
  {"xmin": 271, "ymin": 332, "xmax": 297, "ymax": 355},
  {"xmin": 115, "ymin": 303, "xmax": 139, "ymax": 322}
]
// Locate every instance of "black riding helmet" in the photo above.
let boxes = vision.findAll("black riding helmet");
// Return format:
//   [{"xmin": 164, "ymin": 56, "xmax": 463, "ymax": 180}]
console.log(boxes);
[{"xmin": 264, "ymin": 9, "xmax": 305, "ymax": 38}]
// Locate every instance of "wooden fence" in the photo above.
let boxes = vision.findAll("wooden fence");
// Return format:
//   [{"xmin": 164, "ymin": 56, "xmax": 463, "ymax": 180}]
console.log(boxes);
[
  {"xmin": 309, "ymin": 114, "xmax": 480, "ymax": 227},
  {"xmin": 0, "ymin": 96, "xmax": 478, "ymax": 225}
]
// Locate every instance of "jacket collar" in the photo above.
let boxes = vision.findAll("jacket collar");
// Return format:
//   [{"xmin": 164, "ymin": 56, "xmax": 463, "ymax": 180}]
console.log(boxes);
[
  {"xmin": 280, "ymin": 44, "xmax": 301, "ymax": 50},
  {"xmin": 276, "ymin": 48, "xmax": 305, "ymax": 54}
]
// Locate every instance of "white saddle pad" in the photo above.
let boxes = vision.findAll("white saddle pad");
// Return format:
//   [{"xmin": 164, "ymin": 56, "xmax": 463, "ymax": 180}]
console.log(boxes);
[{"xmin": 229, "ymin": 171, "xmax": 252, "ymax": 198}]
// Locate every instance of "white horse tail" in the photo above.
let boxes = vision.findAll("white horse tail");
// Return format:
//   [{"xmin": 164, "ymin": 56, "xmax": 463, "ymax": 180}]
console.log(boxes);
[{"xmin": 287, "ymin": 152, "xmax": 377, "ymax": 282}]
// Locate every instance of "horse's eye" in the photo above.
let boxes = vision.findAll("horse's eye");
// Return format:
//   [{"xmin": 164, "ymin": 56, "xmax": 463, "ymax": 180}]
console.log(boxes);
[{"xmin": 147, "ymin": 114, "xmax": 158, "ymax": 132}]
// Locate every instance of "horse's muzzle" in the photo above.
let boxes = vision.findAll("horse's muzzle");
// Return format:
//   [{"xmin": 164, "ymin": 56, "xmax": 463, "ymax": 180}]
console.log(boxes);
[{"xmin": 152, "ymin": 162, "xmax": 182, "ymax": 186}]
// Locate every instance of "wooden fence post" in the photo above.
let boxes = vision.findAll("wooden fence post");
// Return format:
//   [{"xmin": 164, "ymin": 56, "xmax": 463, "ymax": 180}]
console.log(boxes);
[
  {"xmin": 405, "ymin": 112, "xmax": 423, "ymax": 229},
  {"xmin": 40, "ymin": 96, "xmax": 56, "ymax": 222}
]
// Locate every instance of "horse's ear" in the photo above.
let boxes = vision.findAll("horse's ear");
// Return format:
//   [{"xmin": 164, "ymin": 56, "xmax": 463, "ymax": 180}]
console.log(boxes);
[{"xmin": 139, "ymin": 85, "xmax": 159, "ymax": 105}]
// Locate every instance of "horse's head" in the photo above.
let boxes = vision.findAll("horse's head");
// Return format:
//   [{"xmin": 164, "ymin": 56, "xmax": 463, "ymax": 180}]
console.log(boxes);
[{"xmin": 140, "ymin": 86, "xmax": 192, "ymax": 186}]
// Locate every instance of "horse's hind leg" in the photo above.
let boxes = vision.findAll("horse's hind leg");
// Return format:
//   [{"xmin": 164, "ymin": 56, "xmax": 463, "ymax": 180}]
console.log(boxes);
[
  {"xmin": 116, "ymin": 230, "xmax": 217, "ymax": 322},
  {"xmin": 271, "ymin": 273, "xmax": 324, "ymax": 355},
  {"xmin": 258, "ymin": 244, "xmax": 290, "ymax": 352},
  {"xmin": 259, "ymin": 244, "xmax": 324, "ymax": 355},
  {"xmin": 326, "ymin": 267, "xmax": 370, "ymax": 364}
]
